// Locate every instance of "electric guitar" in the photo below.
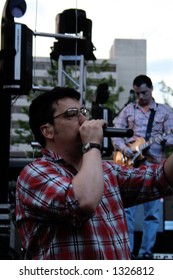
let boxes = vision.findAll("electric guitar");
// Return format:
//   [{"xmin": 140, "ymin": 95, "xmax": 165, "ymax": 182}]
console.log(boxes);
[{"xmin": 113, "ymin": 130, "xmax": 173, "ymax": 167}]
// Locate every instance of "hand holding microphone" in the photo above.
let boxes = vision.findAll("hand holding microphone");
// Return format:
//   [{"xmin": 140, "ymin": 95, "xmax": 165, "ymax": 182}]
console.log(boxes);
[{"xmin": 80, "ymin": 120, "xmax": 133, "ymax": 149}]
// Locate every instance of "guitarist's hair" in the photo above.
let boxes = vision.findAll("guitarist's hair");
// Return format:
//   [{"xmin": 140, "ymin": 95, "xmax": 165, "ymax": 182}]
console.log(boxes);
[{"xmin": 133, "ymin": 75, "xmax": 153, "ymax": 88}]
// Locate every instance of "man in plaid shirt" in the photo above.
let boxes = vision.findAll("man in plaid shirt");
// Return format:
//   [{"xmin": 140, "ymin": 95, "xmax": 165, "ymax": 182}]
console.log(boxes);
[
  {"xmin": 16, "ymin": 86, "xmax": 173, "ymax": 260},
  {"xmin": 112, "ymin": 75, "xmax": 173, "ymax": 259}
]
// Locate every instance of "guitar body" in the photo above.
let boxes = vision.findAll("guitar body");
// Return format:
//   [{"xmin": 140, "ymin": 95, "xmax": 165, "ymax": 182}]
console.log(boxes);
[
  {"xmin": 128, "ymin": 137, "xmax": 145, "ymax": 157},
  {"xmin": 113, "ymin": 137, "xmax": 146, "ymax": 167},
  {"xmin": 113, "ymin": 150, "xmax": 128, "ymax": 166}
]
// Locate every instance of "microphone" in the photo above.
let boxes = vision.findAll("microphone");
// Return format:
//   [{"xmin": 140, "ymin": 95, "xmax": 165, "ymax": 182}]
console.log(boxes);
[
  {"xmin": 130, "ymin": 89, "xmax": 135, "ymax": 103},
  {"xmin": 103, "ymin": 127, "xmax": 133, "ymax": 137}
]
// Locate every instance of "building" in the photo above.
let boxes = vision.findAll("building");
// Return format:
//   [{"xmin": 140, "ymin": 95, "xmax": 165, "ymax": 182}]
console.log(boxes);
[{"xmin": 110, "ymin": 38, "xmax": 146, "ymax": 108}]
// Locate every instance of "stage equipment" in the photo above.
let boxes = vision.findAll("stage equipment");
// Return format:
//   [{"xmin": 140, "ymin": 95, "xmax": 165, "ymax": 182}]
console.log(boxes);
[
  {"xmin": 51, "ymin": 9, "xmax": 96, "ymax": 104},
  {"xmin": 164, "ymin": 196, "xmax": 173, "ymax": 230},
  {"xmin": 95, "ymin": 83, "xmax": 110, "ymax": 104},
  {"xmin": 91, "ymin": 83, "xmax": 115, "ymax": 157},
  {"xmin": 129, "ymin": 89, "xmax": 136, "ymax": 103},
  {"xmin": 0, "ymin": 0, "xmax": 31, "ymax": 204},
  {"xmin": 0, "ymin": 0, "xmax": 33, "ymax": 95},
  {"xmin": 103, "ymin": 127, "xmax": 133, "ymax": 138},
  {"xmin": 50, "ymin": 8, "xmax": 96, "ymax": 61}
]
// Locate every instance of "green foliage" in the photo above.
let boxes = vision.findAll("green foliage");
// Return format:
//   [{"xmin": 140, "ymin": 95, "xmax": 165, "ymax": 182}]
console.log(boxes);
[
  {"xmin": 165, "ymin": 146, "xmax": 173, "ymax": 158},
  {"xmin": 105, "ymin": 86, "xmax": 124, "ymax": 117},
  {"xmin": 87, "ymin": 59, "xmax": 113, "ymax": 73},
  {"xmin": 158, "ymin": 81, "xmax": 173, "ymax": 158},
  {"xmin": 159, "ymin": 80, "xmax": 173, "ymax": 106}
]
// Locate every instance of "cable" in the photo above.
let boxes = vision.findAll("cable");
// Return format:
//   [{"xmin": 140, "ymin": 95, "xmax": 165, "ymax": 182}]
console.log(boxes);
[
  {"xmin": 74, "ymin": 0, "xmax": 78, "ymax": 83},
  {"xmin": 33, "ymin": 0, "xmax": 38, "ymax": 85}
]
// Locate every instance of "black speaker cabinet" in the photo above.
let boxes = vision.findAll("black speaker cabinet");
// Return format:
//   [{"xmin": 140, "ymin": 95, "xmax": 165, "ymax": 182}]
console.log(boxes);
[
  {"xmin": 164, "ymin": 196, "xmax": 173, "ymax": 230},
  {"xmin": 50, "ymin": 9, "xmax": 96, "ymax": 61}
]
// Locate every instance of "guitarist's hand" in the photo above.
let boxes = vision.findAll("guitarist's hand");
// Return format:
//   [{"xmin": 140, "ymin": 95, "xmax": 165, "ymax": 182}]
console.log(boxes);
[
  {"xmin": 155, "ymin": 134, "xmax": 167, "ymax": 145},
  {"xmin": 124, "ymin": 147, "xmax": 135, "ymax": 158}
]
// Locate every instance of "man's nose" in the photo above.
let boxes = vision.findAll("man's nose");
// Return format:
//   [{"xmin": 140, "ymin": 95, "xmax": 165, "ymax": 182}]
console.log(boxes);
[{"xmin": 78, "ymin": 113, "xmax": 87, "ymax": 124}]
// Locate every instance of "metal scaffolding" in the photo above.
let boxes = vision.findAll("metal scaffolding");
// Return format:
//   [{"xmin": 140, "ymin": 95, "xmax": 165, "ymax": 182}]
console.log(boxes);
[{"xmin": 57, "ymin": 55, "xmax": 87, "ymax": 105}]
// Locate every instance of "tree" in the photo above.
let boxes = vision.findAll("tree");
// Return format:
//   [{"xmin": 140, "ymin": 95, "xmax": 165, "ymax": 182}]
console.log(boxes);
[
  {"xmin": 159, "ymin": 80, "xmax": 173, "ymax": 157},
  {"xmin": 159, "ymin": 80, "xmax": 173, "ymax": 105}
]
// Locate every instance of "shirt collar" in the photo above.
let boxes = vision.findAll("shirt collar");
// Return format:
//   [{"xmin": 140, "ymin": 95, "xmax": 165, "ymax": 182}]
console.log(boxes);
[
  {"xmin": 41, "ymin": 148, "xmax": 77, "ymax": 171},
  {"xmin": 41, "ymin": 148, "xmax": 62, "ymax": 163},
  {"xmin": 135, "ymin": 98, "xmax": 157, "ymax": 111}
]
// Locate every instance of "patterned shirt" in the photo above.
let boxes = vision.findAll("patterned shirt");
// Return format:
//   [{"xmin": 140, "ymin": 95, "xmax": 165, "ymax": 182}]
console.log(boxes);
[
  {"xmin": 112, "ymin": 100, "xmax": 173, "ymax": 163},
  {"xmin": 15, "ymin": 148, "xmax": 172, "ymax": 260}
]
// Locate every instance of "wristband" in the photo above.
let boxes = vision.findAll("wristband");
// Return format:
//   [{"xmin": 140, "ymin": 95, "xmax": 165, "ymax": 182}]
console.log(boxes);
[{"xmin": 82, "ymin": 143, "xmax": 102, "ymax": 154}]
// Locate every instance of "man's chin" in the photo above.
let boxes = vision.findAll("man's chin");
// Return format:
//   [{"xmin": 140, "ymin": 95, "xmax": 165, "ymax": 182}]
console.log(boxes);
[{"xmin": 139, "ymin": 101, "xmax": 147, "ymax": 106}]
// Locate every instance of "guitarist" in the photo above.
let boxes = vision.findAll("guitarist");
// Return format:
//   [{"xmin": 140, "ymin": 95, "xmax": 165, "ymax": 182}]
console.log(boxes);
[{"xmin": 112, "ymin": 75, "xmax": 173, "ymax": 259}]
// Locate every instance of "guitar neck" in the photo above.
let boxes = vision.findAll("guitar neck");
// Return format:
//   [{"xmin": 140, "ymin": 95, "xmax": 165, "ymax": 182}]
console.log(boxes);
[
  {"xmin": 142, "ymin": 129, "xmax": 173, "ymax": 151},
  {"xmin": 133, "ymin": 130, "xmax": 173, "ymax": 162},
  {"xmin": 132, "ymin": 138, "xmax": 157, "ymax": 163},
  {"xmin": 139, "ymin": 138, "xmax": 154, "ymax": 151}
]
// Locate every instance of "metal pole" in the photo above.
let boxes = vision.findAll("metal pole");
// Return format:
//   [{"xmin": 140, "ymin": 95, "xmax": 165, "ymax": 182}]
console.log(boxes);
[{"xmin": 33, "ymin": 31, "xmax": 84, "ymax": 40}]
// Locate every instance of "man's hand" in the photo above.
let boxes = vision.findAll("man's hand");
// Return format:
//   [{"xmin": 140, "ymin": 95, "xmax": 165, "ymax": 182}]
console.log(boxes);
[
  {"xmin": 124, "ymin": 147, "xmax": 135, "ymax": 158},
  {"xmin": 79, "ymin": 119, "xmax": 106, "ymax": 145},
  {"xmin": 155, "ymin": 134, "xmax": 167, "ymax": 145}
]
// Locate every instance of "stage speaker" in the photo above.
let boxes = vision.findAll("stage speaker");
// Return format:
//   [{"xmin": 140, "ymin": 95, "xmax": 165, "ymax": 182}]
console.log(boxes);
[
  {"xmin": 50, "ymin": 9, "xmax": 96, "ymax": 61},
  {"xmin": 0, "ymin": 22, "xmax": 33, "ymax": 95}
]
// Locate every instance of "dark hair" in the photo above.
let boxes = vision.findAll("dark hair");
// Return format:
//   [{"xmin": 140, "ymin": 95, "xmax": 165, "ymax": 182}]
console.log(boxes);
[
  {"xmin": 133, "ymin": 75, "xmax": 153, "ymax": 88},
  {"xmin": 29, "ymin": 87, "xmax": 80, "ymax": 147}
]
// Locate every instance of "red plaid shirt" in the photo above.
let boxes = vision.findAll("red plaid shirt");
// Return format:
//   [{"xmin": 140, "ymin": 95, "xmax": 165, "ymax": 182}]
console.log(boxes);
[{"xmin": 16, "ymin": 149, "xmax": 172, "ymax": 260}]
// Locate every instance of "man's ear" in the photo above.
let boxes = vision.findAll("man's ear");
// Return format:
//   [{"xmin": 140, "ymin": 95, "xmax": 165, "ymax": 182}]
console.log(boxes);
[{"xmin": 40, "ymin": 123, "xmax": 54, "ymax": 139}]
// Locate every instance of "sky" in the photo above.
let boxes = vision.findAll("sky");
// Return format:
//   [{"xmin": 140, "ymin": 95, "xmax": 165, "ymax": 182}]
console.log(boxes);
[{"xmin": 1, "ymin": 0, "xmax": 173, "ymax": 104}]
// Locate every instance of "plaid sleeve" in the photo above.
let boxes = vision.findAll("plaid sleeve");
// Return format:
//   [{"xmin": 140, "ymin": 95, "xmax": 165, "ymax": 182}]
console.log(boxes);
[
  {"xmin": 104, "ymin": 161, "xmax": 173, "ymax": 208},
  {"xmin": 16, "ymin": 161, "xmax": 88, "ymax": 225}
]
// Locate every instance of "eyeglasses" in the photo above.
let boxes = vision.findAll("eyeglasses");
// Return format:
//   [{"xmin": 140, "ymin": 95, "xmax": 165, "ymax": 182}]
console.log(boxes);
[{"xmin": 53, "ymin": 107, "xmax": 91, "ymax": 120}]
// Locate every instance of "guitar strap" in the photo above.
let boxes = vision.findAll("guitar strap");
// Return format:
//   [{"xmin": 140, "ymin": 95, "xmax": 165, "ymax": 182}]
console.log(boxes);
[
  {"xmin": 145, "ymin": 108, "xmax": 156, "ymax": 141},
  {"xmin": 138, "ymin": 107, "xmax": 156, "ymax": 159}
]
